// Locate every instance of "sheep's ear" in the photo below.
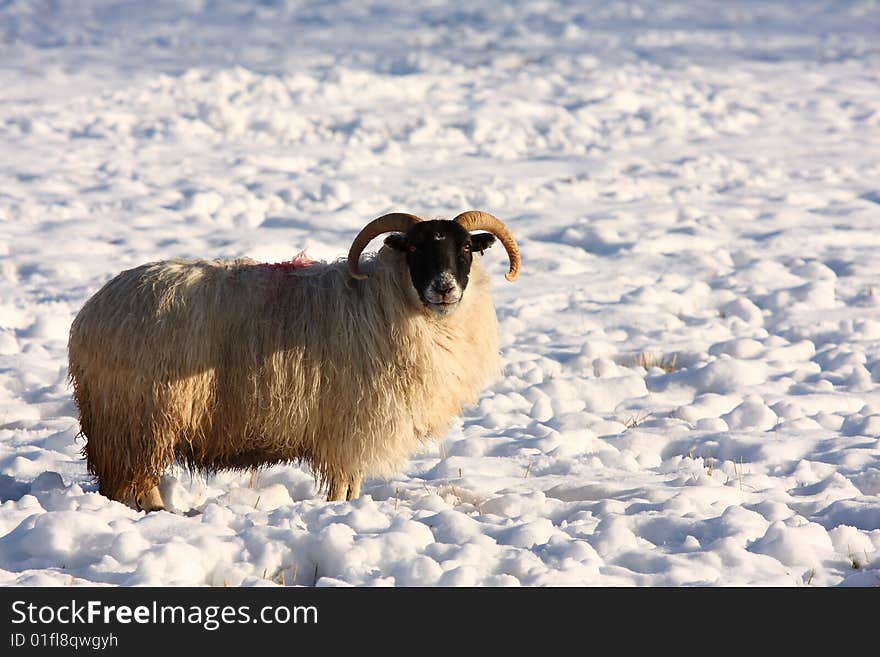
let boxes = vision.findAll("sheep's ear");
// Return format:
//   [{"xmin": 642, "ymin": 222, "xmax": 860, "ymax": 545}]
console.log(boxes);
[
  {"xmin": 470, "ymin": 233, "xmax": 496, "ymax": 255},
  {"xmin": 384, "ymin": 233, "xmax": 408, "ymax": 251}
]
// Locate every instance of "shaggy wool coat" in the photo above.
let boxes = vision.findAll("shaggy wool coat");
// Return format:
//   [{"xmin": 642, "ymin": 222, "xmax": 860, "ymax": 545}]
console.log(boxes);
[{"xmin": 68, "ymin": 246, "xmax": 500, "ymax": 501}]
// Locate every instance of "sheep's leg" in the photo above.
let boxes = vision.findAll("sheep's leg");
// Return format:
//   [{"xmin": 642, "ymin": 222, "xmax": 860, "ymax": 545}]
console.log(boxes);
[
  {"xmin": 327, "ymin": 479, "xmax": 347, "ymax": 502},
  {"xmin": 327, "ymin": 474, "xmax": 362, "ymax": 502},
  {"xmin": 137, "ymin": 485, "xmax": 165, "ymax": 512},
  {"xmin": 83, "ymin": 406, "xmax": 173, "ymax": 512},
  {"xmin": 346, "ymin": 476, "xmax": 362, "ymax": 501}
]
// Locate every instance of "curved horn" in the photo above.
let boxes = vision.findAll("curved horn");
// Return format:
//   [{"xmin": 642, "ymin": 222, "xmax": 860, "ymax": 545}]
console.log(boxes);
[
  {"xmin": 453, "ymin": 210, "xmax": 521, "ymax": 281},
  {"xmin": 347, "ymin": 212, "xmax": 422, "ymax": 279}
]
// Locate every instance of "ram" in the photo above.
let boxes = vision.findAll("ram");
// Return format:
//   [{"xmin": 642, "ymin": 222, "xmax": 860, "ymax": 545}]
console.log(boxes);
[{"xmin": 67, "ymin": 210, "xmax": 520, "ymax": 510}]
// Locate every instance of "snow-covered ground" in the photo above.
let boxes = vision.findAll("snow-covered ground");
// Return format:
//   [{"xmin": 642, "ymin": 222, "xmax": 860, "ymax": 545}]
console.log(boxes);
[{"xmin": 1, "ymin": 1, "xmax": 880, "ymax": 586}]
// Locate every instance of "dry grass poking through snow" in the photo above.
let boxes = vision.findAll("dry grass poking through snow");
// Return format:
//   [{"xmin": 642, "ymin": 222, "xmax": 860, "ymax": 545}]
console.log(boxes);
[
  {"xmin": 621, "ymin": 411, "xmax": 650, "ymax": 428},
  {"xmin": 627, "ymin": 352, "xmax": 679, "ymax": 373}
]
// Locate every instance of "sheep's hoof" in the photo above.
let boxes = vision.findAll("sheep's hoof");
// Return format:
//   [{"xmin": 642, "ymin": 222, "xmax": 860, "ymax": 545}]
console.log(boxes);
[{"xmin": 136, "ymin": 486, "xmax": 166, "ymax": 512}]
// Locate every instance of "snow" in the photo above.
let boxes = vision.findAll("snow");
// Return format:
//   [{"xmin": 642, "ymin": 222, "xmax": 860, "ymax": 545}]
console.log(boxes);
[{"xmin": 1, "ymin": 0, "xmax": 880, "ymax": 586}]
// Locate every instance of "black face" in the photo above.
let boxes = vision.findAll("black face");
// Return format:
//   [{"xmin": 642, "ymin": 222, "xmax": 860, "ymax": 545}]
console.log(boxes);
[{"xmin": 385, "ymin": 220, "xmax": 496, "ymax": 315}]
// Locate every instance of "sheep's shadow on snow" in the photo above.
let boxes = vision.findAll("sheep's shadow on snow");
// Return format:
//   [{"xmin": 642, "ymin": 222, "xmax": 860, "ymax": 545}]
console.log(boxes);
[{"xmin": 0, "ymin": 475, "xmax": 30, "ymax": 503}]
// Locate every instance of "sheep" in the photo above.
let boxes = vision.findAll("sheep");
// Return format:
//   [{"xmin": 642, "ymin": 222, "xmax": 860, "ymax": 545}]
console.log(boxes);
[{"xmin": 67, "ymin": 210, "xmax": 521, "ymax": 510}]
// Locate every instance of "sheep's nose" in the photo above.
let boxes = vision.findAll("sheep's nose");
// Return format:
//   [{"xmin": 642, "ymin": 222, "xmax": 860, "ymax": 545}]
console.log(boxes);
[{"xmin": 430, "ymin": 274, "xmax": 460, "ymax": 302}]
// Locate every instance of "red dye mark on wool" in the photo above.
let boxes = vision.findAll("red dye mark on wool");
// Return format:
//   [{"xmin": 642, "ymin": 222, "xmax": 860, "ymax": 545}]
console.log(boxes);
[{"xmin": 264, "ymin": 250, "xmax": 316, "ymax": 271}]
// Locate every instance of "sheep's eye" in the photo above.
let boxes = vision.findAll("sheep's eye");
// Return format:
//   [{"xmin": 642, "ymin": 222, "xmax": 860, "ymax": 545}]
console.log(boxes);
[
  {"xmin": 408, "ymin": 245, "xmax": 417, "ymax": 253},
  {"xmin": 462, "ymin": 244, "xmax": 471, "ymax": 253}
]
